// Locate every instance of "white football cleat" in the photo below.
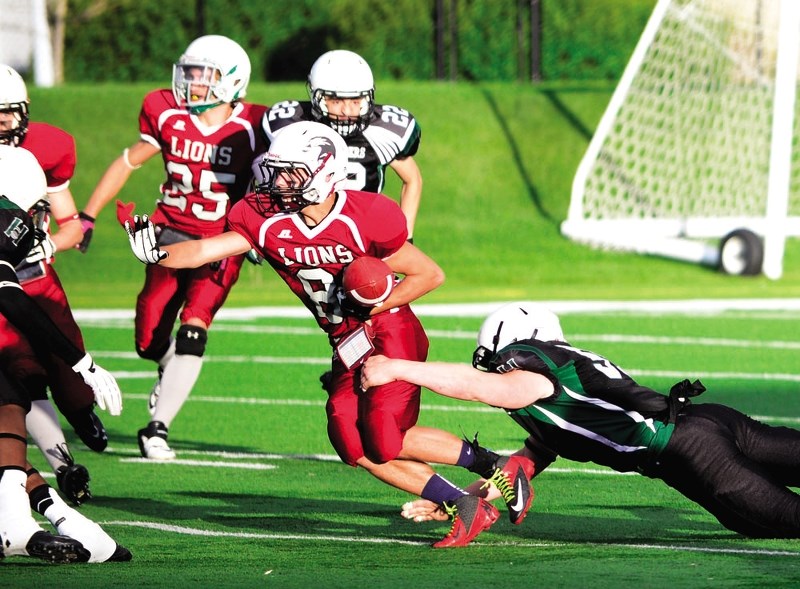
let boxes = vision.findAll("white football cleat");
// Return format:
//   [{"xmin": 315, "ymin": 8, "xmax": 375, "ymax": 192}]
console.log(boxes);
[
  {"xmin": 43, "ymin": 487, "xmax": 132, "ymax": 563},
  {"xmin": 137, "ymin": 421, "xmax": 176, "ymax": 460},
  {"xmin": 147, "ymin": 370, "xmax": 162, "ymax": 417}
]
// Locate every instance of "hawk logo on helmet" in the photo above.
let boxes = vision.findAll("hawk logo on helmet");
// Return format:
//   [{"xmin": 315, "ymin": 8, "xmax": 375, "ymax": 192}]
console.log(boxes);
[{"xmin": 302, "ymin": 136, "xmax": 337, "ymax": 173}]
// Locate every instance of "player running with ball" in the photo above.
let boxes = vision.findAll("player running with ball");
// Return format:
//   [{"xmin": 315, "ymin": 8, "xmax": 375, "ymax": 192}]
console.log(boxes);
[{"xmin": 123, "ymin": 121, "xmax": 534, "ymax": 548}]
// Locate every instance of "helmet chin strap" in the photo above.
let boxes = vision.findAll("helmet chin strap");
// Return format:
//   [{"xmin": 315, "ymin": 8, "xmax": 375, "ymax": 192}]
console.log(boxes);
[{"xmin": 491, "ymin": 321, "xmax": 504, "ymax": 356}]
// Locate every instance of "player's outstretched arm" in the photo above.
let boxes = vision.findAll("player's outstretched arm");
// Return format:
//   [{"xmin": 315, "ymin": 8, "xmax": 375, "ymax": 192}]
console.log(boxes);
[
  {"xmin": 79, "ymin": 141, "xmax": 159, "ymax": 252},
  {"xmin": 47, "ymin": 187, "xmax": 83, "ymax": 252},
  {"xmin": 124, "ymin": 214, "xmax": 251, "ymax": 268},
  {"xmin": 0, "ymin": 269, "xmax": 122, "ymax": 415},
  {"xmin": 361, "ymin": 355, "xmax": 552, "ymax": 409}
]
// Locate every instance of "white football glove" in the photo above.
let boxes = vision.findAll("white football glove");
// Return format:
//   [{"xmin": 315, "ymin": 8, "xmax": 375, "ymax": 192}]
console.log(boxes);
[
  {"xmin": 72, "ymin": 353, "xmax": 122, "ymax": 416},
  {"xmin": 124, "ymin": 214, "xmax": 167, "ymax": 264},
  {"xmin": 25, "ymin": 234, "xmax": 57, "ymax": 264}
]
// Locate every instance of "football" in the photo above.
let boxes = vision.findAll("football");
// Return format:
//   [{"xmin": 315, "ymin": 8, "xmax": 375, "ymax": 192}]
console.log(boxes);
[{"xmin": 342, "ymin": 256, "xmax": 394, "ymax": 307}]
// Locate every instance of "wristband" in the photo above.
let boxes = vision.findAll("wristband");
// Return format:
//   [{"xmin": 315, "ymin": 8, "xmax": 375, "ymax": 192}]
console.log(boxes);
[{"xmin": 123, "ymin": 148, "xmax": 142, "ymax": 170}]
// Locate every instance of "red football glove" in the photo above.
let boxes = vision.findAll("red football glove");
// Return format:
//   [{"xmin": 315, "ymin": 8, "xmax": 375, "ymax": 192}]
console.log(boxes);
[{"xmin": 116, "ymin": 200, "xmax": 137, "ymax": 227}]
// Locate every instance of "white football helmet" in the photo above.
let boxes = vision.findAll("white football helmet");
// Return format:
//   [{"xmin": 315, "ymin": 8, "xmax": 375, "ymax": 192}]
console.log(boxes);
[
  {"xmin": 0, "ymin": 144, "xmax": 47, "ymax": 212},
  {"xmin": 172, "ymin": 35, "xmax": 251, "ymax": 114},
  {"xmin": 0, "ymin": 64, "xmax": 30, "ymax": 146},
  {"xmin": 254, "ymin": 121, "xmax": 348, "ymax": 213},
  {"xmin": 472, "ymin": 302, "xmax": 565, "ymax": 370},
  {"xmin": 307, "ymin": 50, "xmax": 374, "ymax": 136}
]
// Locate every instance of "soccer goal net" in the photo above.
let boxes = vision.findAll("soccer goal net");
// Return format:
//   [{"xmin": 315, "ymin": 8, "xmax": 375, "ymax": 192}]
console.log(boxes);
[{"xmin": 562, "ymin": 0, "xmax": 800, "ymax": 278}]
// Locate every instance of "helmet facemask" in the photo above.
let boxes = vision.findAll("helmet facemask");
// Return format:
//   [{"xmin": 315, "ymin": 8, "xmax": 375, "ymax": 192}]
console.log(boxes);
[
  {"xmin": 255, "ymin": 158, "xmax": 319, "ymax": 213},
  {"xmin": 472, "ymin": 303, "xmax": 565, "ymax": 371},
  {"xmin": 0, "ymin": 101, "xmax": 29, "ymax": 146},
  {"xmin": 172, "ymin": 35, "xmax": 250, "ymax": 115},
  {"xmin": 310, "ymin": 88, "xmax": 374, "ymax": 137},
  {"xmin": 472, "ymin": 319, "xmax": 505, "ymax": 372},
  {"xmin": 173, "ymin": 61, "xmax": 232, "ymax": 114},
  {"xmin": 253, "ymin": 121, "xmax": 348, "ymax": 215}
]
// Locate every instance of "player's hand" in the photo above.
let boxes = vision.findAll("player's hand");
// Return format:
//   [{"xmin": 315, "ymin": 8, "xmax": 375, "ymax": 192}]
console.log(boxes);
[
  {"xmin": 401, "ymin": 499, "xmax": 449, "ymax": 523},
  {"xmin": 335, "ymin": 287, "xmax": 372, "ymax": 321},
  {"xmin": 360, "ymin": 355, "xmax": 396, "ymax": 390},
  {"xmin": 76, "ymin": 212, "xmax": 95, "ymax": 253},
  {"xmin": 71, "ymin": 353, "xmax": 122, "ymax": 416},
  {"xmin": 125, "ymin": 214, "xmax": 166, "ymax": 264},
  {"xmin": 25, "ymin": 234, "xmax": 57, "ymax": 264}
]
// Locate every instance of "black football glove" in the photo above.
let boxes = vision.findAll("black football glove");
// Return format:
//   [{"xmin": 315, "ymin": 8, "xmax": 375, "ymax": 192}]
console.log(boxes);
[
  {"xmin": 76, "ymin": 212, "xmax": 95, "ymax": 253},
  {"xmin": 336, "ymin": 287, "xmax": 373, "ymax": 322}
]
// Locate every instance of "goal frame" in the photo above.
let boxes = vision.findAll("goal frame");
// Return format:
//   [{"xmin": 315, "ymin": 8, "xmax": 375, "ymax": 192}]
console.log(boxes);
[{"xmin": 562, "ymin": 0, "xmax": 800, "ymax": 279}]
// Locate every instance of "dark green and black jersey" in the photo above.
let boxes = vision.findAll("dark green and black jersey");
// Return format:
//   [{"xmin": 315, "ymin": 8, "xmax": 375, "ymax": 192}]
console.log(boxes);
[
  {"xmin": 0, "ymin": 198, "xmax": 35, "ymax": 268},
  {"xmin": 263, "ymin": 100, "xmax": 421, "ymax": 193},
  {"xmin": 490, "ymin": 340, "xmax": 674, "ymax": 473},
  {"xmin": 0, "ymin": 198, "xmax": 84, "ymax": 372}
]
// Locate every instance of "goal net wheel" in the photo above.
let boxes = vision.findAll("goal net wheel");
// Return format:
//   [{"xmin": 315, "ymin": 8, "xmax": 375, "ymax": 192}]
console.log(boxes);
[{"xmin": 718, "ymin": 229, "xmax": 763, "ymax": 276}]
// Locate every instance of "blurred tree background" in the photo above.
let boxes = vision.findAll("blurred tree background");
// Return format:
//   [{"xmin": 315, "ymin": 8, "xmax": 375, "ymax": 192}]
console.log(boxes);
[{"xmin": 61, "ymin": 0, "xmax": 655, "ymax": 83}]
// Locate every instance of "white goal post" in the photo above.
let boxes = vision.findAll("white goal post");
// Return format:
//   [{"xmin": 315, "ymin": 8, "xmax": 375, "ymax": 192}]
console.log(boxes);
[
  {"xmin": 0, "ymin": 0, "xmax": 55, "ymax": 87},
  {"xmin": 562, "ymin": 0, "xmax": 800, "ymax": 279}
]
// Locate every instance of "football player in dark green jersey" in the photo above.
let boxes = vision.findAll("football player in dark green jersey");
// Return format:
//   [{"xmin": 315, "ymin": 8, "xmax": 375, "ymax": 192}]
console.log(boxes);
[{"xmin": 362, "ymin": 301, "xmax": 800, "ymax": 538}]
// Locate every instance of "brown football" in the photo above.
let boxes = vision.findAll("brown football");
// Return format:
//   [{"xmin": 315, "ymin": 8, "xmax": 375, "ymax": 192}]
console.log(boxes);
[{"xmin": 342, "ymin": 256, "xmax": 394, "ymax": 307}]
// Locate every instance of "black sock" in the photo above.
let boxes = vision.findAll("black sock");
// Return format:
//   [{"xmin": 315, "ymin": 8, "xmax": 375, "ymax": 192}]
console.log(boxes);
[{"xmin": 29, "ymin": 483, "xmax": 54, "ymax": 515}]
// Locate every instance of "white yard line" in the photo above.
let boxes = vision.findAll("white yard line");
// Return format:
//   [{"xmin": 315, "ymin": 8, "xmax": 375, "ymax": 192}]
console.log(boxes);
[
  {"xmin": 72, "ymin": 299, "xmax": 800, "ymax": 322},
  {"xmin": 102, "ymin": 520, "xmax": 800, "ymax": 556}
]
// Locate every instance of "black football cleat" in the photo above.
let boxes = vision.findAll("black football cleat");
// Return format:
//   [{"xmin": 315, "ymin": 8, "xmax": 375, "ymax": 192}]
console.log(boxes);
[
  {"xmin": 54, "ymin": 444, "xmax": 92, "ymax": 506},
  {"xmin": 24, "ymin": 530, "xmax": 90, "ymax": 564},
  {"xmin": 65, "ymin": 406, "xmax": 108, "ymax": 452}
]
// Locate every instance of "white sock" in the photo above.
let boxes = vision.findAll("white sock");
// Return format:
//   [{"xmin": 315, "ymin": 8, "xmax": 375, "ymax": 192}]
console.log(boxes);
[
  {"xmin": 0, "ymin": 468, "xmax": 45, "ymax": 556},
  {"xmin": 26, "ymin": 399, "xmax": 70, "ymax": 472},
  {"xmin": 152, "ymin": 354, "xmax": 203, "ymax": 427},
  {"xmin": 43, "ymin": 487, "xmax": 116, "ymax": 563},
  {"xmin": 159, "ymin": 338, "xmax": 176, "ymax": 371}
]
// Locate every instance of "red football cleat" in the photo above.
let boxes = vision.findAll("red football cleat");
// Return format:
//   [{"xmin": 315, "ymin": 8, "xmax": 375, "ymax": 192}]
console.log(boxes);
[
  {"xmin": 432, "ymin": 495, "xmax": 499, "ymax": 548},
  {"xmin": 485, "ymin": 455, "xmax": 535, "ymax": 525}
]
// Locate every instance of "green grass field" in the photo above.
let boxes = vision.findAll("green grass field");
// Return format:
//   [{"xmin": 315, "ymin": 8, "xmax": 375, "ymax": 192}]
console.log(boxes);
[
  {"xmin": 6, "ymin": 81, "xmax": 800, "ymax": 586},
  {"xmin": 27, "ymin": 80, "xmax": 800, "ymax": 308},
  {"xmin": 10, "ymin": 307, "xmax": 800, "ymax": 588}
]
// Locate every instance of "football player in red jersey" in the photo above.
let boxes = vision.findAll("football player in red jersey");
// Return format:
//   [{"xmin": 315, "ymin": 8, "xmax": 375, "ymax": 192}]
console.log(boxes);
[
  {"xmin": 0, "ymin": 145, "xmax": 130, "ymax": 563},
  {"xmin": 0, "ymin": 64, "xmax": 107, "ymax": 503},
  {"xmin": 263, "ymin": 49, "xmax": 423, "ymax": 392},
  {"xmin": 80, "ymin": 35, "xmax": 268, "ymax": 460},
  {"xmin": 124, "ymin": 121, "xmax": 534, "ymax": 548}
]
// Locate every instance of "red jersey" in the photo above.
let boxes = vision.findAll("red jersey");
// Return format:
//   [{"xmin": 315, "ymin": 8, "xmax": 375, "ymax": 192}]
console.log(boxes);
[
  {"xmin": 20, "ymin": 122, "xmax": 76, "ymax": 193},
  {"xmin": 227, "ymin": 190, "xmax": 408, "ymax": 340},
  {"xmin": 139, "ymin": 89, "xmax": 268, "ymax": 237}
]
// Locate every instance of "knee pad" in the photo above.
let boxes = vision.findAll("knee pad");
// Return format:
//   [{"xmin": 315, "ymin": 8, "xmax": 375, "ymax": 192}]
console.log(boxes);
[{"xmin": 175, "ymin": 325, "xmax": 208, "ymax": 357}]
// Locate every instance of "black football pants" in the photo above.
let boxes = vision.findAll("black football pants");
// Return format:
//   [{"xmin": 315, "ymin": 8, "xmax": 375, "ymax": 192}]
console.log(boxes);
[{"xmin": 646, "ymin": 402, "xmax": 800, "ymax": 538}]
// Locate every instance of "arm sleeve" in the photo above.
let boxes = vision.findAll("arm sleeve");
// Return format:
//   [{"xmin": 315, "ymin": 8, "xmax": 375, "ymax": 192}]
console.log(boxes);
[{"xmin": 0, "ymin": 265, "xmax": 85, "ymax": 367}]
